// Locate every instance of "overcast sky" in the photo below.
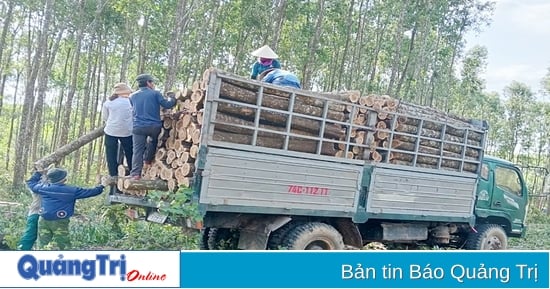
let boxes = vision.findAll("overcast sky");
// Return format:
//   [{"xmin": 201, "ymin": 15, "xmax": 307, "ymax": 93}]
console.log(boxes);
[{"xmin": 464, "ymin": 0, "xmax": 550, "ymax": 95}]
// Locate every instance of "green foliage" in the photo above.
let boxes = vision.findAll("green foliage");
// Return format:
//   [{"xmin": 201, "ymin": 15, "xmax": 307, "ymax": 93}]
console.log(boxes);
[
  {"xmin": 509, "ymin": 207, "xmax": 550, "ymax": 249},
  {"xmin": 147, "ymin": 186, "xmax": 202, "ymax": 226},
  {"xmin": 0, "ymin": 185, "xmax": 200, "ymax": 250}
]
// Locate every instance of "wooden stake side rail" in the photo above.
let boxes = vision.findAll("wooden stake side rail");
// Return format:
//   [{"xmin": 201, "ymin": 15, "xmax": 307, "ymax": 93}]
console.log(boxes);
[
  {"xmin": 114, "ymin": 68, "xmax": 488, "ymax": 198},
  {"xmin": 202, "ymin": 69, "xmax": 487, "ymax": 175}
]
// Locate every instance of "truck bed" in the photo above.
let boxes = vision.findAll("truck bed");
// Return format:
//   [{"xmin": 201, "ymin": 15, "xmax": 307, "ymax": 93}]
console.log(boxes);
[
  {"xmin": 198, "ymin": 147, "xmax": 363, "ymax": 217},
  {"xmin": 198, "ymin": 147, "xmax": 477, "ymax": 223},
  {"xmin": 366, "ymin": 164, "xmax": 477, "ymax": 222}
]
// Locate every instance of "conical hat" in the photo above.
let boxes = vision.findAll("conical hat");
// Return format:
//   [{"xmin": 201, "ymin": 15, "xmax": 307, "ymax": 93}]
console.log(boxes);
[{"xmin": 251, "ymin": 45, "xmax": 278, "ymax": 59}]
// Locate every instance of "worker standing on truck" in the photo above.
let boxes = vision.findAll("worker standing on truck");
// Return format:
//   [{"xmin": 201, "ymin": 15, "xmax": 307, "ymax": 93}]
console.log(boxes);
[
  {"xmin": 250, "ymin": 45, "xmax": 281, "ymax": 80},
  {"xmin": 102, "ymin": 83, "xmax": 134, "ymax": 177},
  {"xmin": 129, "ymin": 74, "xmax": 176, "ymax": 180},
  {"xmin": 26, "ymin": 167, "xmax": 106, "ymax": 249},
  {"xmin": 259, "ymin": 68, "xmax": 301, "ymax": 89}
]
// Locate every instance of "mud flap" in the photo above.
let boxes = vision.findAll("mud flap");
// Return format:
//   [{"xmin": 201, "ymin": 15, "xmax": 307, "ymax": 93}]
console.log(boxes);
[{"xmin": 237, "ymin": 216, "xmax": 292, "ymax": 250}]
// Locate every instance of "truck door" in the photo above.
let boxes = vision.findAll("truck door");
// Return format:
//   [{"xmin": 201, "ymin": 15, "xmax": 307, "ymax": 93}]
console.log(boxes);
[{"xmin": 491, "ymin": 165, "xmax": 527, "ymax": 229}]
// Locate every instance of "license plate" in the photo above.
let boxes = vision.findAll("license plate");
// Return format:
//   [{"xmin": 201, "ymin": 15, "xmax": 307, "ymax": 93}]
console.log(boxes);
[{"xmin": 147, "ymin": 211, "xmax": 168, "ymax": 224}]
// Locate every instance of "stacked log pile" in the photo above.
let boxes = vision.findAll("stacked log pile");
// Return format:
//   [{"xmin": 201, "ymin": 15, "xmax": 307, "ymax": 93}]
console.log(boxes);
[
  {"xmin": 116, "ymin": 78, "xmax": 206, "ymax": 196},
  {"xmin": 117, "ymin": 68, "xmax": 486, "ymax": 196}
]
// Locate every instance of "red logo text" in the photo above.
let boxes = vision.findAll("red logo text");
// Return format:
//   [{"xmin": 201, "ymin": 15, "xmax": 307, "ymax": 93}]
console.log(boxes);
[
  {"xmin": 288, "ymin": 185, "xmax": 329, "ymax": 196},
  {"xmin": 126, "ymin": 270, "xmax": 167, "ymax": 281}
]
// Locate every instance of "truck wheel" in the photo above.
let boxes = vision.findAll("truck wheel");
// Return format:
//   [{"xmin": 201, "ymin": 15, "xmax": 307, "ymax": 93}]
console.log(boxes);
[
  {"xmin": 267, "ymin": 222, "xmax": 297, "ymax": 250},
  {"xmin": 199, "ymin": 228, "xmax": 210, "ymax": 250},
  {"xmin": 282, "ymin": 222, "xmax": 344, "ymax": 250},
  {"xmin": 465, "ymin": 224, "xmax": 507, "ymax": 250},
  {"xmin": 207, "ymin": 228, "xmax": 239, "ymax": 250}
]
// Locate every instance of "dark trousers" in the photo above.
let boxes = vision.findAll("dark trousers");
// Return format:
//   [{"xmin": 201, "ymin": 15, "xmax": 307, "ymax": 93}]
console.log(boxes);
[
  {"xmin": 17, "ymin": 214, "xmax": 39, "ymax": 250},
  {"xmin": 130, "ymin": 126, "xmax": 161, "ymax": 177},
  {"xmin": 105, "ymin": 134, "xmax": 133, "ymax": 176}
]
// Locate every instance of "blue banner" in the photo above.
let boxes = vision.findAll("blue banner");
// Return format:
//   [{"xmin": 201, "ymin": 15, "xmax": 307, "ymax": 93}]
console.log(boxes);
[
  {"xmin": 179, "ymin": 251, "xmax": 549, "ymax": 288},
  {"xmin": 3, "ymin": 250, "xmax": 549, "ymax": 288}
]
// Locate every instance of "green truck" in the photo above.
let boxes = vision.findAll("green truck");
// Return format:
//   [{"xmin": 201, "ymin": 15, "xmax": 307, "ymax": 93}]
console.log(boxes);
[{"xmin": 109, "ymin": 69, "xmax": 529, "ymax": 250}]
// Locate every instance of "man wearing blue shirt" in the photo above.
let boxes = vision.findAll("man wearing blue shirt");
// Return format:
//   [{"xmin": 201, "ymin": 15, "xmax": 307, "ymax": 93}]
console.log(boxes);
[
  {"xmin": 260, "ymin": 68, "xmax": 301, "ymax": 89},
  {"xmin": 27, "ymin": 167, "xmax": 105, "ymax": 249},
  {"xmin": 129, "ymin": 74, "xmax": 176, "ymax": 179}
]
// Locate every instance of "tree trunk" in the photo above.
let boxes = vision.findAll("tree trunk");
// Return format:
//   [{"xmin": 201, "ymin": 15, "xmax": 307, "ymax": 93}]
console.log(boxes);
[
  {"xmin": 34, "ymin": 126, "xmax": 105, "ymax": 170},
  {"xmin": 12, "ymin": 0, "xmax": 54, "ymax": 187},
  {"xmin": 123, "ymin": 178, "xmax": 169, "ymax": 191}
]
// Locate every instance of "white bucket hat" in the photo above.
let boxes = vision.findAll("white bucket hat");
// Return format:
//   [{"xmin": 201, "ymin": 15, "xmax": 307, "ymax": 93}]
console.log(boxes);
[{"xmin": 251, "ymin": 45, "xmax": 278, "ymax": 59}]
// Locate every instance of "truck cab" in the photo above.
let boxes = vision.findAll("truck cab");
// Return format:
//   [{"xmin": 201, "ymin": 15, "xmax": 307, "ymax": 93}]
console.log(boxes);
[{"xmin": 474, "ymin": 156, "xmax": 529, "ymax": 239}]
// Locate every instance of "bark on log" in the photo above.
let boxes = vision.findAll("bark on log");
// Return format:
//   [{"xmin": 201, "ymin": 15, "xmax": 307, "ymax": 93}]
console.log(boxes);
[
  {"xmin": 214, "ymin": 112, "xmax": 337, "ymax": 140},
  {"xmin": 34, "ymin": 126, "xmax": 105, "ymax": 170},
  {"xmin": 213, "ymin": 131, "xmax": 337, "ymax": 155},
  {"xmin": 384, "ymin": 139, "xmax": 479, "ymax": 161},
  {"xmin": 215, "ymin": 69, "xmax": 360, "ymax": 104},
  {"xmin": 123, "ymin": 178, "xmax": 169, "ymax": 191},
  {"xmin": 217, "ymin": 103, "xmax": 344, "ymax": 139},
  {"xmin": 220, "ymin": 82, "xmax": 346, "ymax": 120},
  {"xmin": 386, "ymin": 136, "xmax": 481, "ymax": 158},
  {"xmin": 394, "ymin": 122, "xmax": 482, "ymax": 147},
  {"xmin": 396, "ymin": 105, "xmax": 484, "ymax": 141}
]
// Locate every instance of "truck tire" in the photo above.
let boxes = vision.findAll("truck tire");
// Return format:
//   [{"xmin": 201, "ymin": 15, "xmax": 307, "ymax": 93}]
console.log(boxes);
[
  {"xmin": 207, "ymin": 228, "xmax": 239, "ymax": 250},
  {"xmin": 465, "ymin": 224, "xmax": 507, "ymax": 250},
  {"xmin": 282, "ymin": 222, "xmax": 344, "ymax": 250},
  {"xmin": 199, "ymin": 228, "xmax": 210, "ymax": 250},
  {"xmin": 267, "ymin": 222, "xmax": 298, "ymax": 250}
]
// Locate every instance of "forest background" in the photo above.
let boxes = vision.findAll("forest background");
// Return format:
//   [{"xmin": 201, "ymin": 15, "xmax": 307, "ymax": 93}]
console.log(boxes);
[{"xmin": 1, "ymin": 0, "xmax": 550, "ymax": 250}]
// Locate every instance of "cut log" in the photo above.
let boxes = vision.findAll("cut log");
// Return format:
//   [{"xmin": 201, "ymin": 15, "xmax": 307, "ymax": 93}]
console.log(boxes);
[
  {"xmin": 216, "ymin": 69, "xmax": 358, "ymax": 104},
  {"xmin": 190, "ymin": 145, "xmax": 199, "ymax": 159},
  {"xmin": 34, "ymin": 126, "xmax": 105, "ymax": 170},
  {"xmin": 217, "ymin": 103, "xmax": 344, "ymax": 139},
  {"xmin": 160, "ymin": 165, "xmax": 174, "ymax": 180},
  {"xmin": 214, "ymin": 112, "xmax": 338, "ymax": 140},
  {"xmin": 213, "ymin": 131, "xmax": 337, "ymax": 155},
  {"xmin": 101, "ymin": 175, "xmax": 118, "ymax": 186},
  {"xmin": 166, "ymin": 150, "xmax": 177, "ymax": 165},
  {"xmin": 370, "ymin": 151, "xmax": 382, "ymax": 162},
  {"xmin": 384, "ymin": 137, "xmax": 480, "ymax": 158},
  {"xmin": 384, "ymin": 139, "xmax": 479, "ymax": 161},
  {"xmin": 335, "ymin": 150, "xmax": 354, "ymax": 159},
  {"xmin": 123, "ymin": 178, "xmax": 169, "ymax": 191},
  {"xmin": 117, "ymin": 165, "xmax": 127, "ymax": 177},
  {"xmin": 396, "ymin": 104, "xmax": 484, "ymax": 141},
  {"xmin": 220, "ymin": 81, "xmax": 346, "ymax": 120},
  {"xmin": 167, "ymin": 179, "xmax": 177, "ymax": 192},
  {"xmin": 394, "ymin": 122, "xmax": 482, "ymax": 147}
]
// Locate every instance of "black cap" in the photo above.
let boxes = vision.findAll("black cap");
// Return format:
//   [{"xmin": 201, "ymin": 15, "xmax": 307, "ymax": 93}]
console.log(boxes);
[
  {"xmin": 47, "ymin": 168, "xmax": 68, "ymax": 184},
  {"xmin": 136, "ymin": 74, "xmax": 154, "ymax": 82}
]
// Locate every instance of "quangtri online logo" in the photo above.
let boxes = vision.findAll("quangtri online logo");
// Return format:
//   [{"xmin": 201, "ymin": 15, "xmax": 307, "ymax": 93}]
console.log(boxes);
[{"xmin": 7, "ymin": 251, "xmax": 181, "ymax": 288}]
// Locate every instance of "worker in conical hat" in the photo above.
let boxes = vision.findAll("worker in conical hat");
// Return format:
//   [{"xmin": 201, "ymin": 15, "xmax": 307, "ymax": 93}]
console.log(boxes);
[{"xmin": 250, "ymin": 45, "xmax": 281, "ymax": 80}]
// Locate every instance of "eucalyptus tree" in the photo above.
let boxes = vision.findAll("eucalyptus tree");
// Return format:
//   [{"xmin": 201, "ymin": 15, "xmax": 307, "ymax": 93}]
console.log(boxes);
[
  {"xmin": 531, "ymin": 102, "xmax": 550, "ymax": 167},
  {"xmin": 0, "ymin": 0, "xmax": 16, "ymax": 114},
  {"xmin": 542, "ymin": 67, "xmax": 550, "ymax": 96},
  {"xmin": 450, "ymin": 45, "xmax": 487, "ymax": 117},
  {"xmin": 479, "ymin": 92, "xmax": 506, "ymax": 155},
  {"xmin": 501, "ymin": 82, "xmax": 536, "ymax": 162},
  {"xmin": 12, "ymin": 0, "xmax": 55, "ymax": 187}
]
